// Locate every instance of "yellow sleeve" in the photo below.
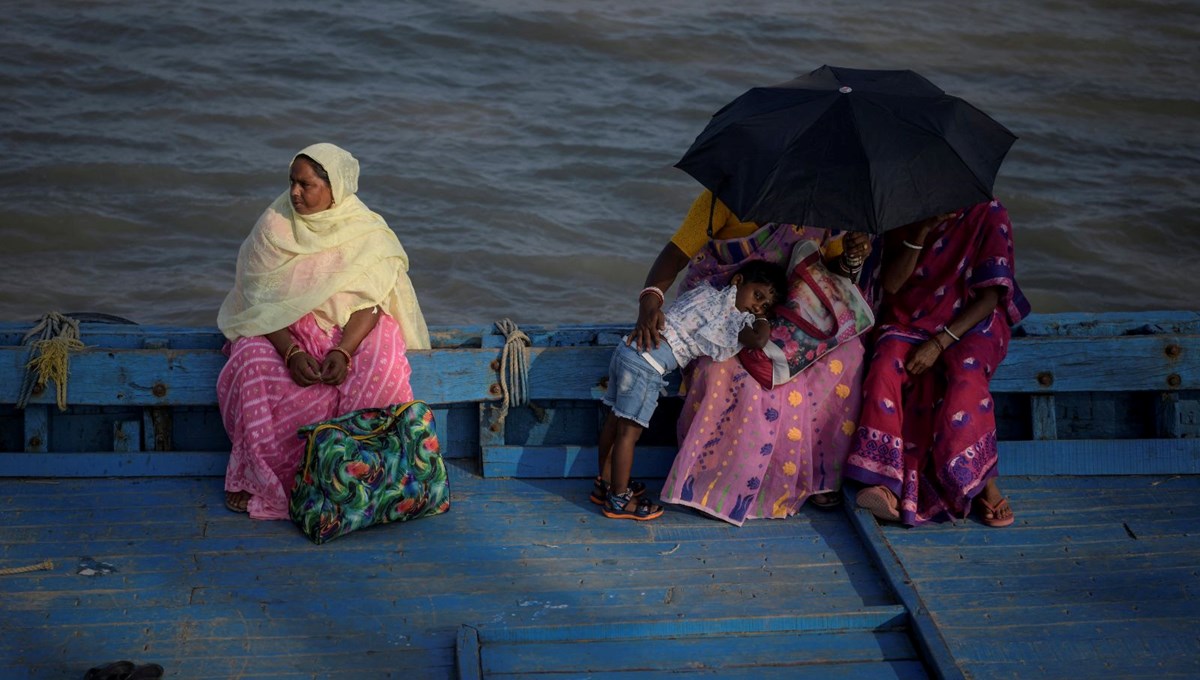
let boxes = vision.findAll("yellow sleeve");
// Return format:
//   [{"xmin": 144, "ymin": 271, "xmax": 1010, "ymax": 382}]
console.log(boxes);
[{"xmin": 668, "ymin": 190, "xmax": 761, "ymax": 258}]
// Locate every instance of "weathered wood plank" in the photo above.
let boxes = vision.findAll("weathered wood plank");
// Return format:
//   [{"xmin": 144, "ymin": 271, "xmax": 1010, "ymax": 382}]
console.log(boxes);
[
  {"xmin": 3, "ymin": 333, "xmax": 1193, "ymax": 408},
  {"xmin": 999, "ymin": 439, "xmax": 1200, "ymax": 475},
  {"xmin": 867, "ymin": 476, "xmax": 1200, "ymax": 680},
  {"xmin": 480, "ymin": 629, "xmax": 918, "ymax": 675}
]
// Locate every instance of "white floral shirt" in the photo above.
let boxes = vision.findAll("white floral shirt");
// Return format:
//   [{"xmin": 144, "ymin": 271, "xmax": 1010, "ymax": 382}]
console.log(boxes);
[{"xmin": 661, "ymin": 283, "xmax": 756, "ymax": 369}]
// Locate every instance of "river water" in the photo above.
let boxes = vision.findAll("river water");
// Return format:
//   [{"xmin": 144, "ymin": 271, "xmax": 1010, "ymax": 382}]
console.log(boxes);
[{"xmin": 1, "ymin": 0, "xmax": 1197, "ymax": 328}]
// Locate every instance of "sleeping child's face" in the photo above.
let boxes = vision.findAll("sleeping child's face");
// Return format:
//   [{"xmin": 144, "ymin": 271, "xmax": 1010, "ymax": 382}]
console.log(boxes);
[{"xmin": 732, "ymin": 280, "xmax": 777, "ymax": 317}]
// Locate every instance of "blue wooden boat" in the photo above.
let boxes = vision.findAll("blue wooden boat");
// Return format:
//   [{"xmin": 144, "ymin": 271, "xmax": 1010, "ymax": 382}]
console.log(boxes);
[{"xmin": 1, "ymin": 312, "xmax": 1198, "ymax": 679}]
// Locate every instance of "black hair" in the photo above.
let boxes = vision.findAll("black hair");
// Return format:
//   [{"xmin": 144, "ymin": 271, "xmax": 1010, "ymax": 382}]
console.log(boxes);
[
  {"xmin": 294, "ymin": 154, "xmax": 331, "ymax": 186},
  {"xmin": 734, "ymin": 260, "xmax": 789, "ymax": 307}
]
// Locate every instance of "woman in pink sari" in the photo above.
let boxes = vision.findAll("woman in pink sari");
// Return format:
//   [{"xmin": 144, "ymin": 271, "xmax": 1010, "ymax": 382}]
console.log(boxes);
[
  {"xmin": 216, "ymin": 143, "xmax": 430, "ymax": 519},
  {"xmin": 845, "ymin": 200, "xmax": 1030, "ymax": 527},
  {"xmin": 621, "ymin": 190, "xmax": 877, "ymax": 526}
]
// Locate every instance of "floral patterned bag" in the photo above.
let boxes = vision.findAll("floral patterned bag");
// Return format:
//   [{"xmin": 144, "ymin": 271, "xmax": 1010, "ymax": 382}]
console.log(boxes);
[
  {"xmin": 289, "ymin": 400, "xmax": 450, "ymax": 545},
  {"xmin": 739, "ymin": 240, "xmax": 875, "ymax": 389}
]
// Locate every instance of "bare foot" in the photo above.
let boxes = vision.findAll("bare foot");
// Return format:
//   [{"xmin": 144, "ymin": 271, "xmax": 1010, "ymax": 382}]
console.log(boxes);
[{"xmin": 225, "ymin": 490, "xmax": 250, "ymax": 513}]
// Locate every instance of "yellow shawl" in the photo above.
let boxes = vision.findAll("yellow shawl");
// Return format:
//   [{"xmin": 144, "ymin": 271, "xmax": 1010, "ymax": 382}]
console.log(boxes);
[{"xmin": 217, "ymin": 143, "xmax": 431, "ymax": 350}]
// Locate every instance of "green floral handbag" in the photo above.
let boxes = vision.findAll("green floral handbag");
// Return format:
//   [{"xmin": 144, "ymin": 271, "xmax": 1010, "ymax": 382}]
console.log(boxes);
[{"xmin": 289, "ymin": 400, "xmax": 451, "ymax": 545}]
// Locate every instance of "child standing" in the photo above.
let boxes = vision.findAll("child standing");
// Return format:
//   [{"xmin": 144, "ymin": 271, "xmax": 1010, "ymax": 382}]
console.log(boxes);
[{"xmin": 596, "ymin": 260, "xmax": 788, "ymax": 520}]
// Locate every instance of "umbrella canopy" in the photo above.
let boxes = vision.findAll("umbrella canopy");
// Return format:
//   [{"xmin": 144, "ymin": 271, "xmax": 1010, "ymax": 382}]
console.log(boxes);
[{"xmin": 674, "ymin": 65, "xmax": 1017, "ymax": 234}]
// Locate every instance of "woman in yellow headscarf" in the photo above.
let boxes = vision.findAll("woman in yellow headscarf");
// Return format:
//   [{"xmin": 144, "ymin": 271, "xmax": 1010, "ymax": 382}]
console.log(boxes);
[{"xmin": 216, "ymin": 143, "xmax": 430, "ymax": 519}]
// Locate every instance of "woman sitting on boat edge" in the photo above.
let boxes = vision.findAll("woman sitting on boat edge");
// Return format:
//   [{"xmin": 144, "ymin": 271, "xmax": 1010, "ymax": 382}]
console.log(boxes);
[
  {"xmin": 216, "ymin": 143, "xmax": 430, "ymax": 519},
  {"xmin": 845, "ymin": 200, "xmax": 1031, "ymax": 527},
  {"xmin": 615, "ymin": 190, "xmax": 878, "ymax": 526}
]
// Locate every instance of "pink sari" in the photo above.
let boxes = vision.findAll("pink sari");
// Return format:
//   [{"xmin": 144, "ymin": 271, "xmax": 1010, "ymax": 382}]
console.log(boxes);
[
  {"xmin": 217, "ymin": 312, "xmax": 413, "ymax": 520},
  {"xmin": 844, "ymin": 200, "xmax": 1030, "ymax": 525},
  {"xmin": 660, "ymin": 224, "xmax": 880, "ymax": 526}
]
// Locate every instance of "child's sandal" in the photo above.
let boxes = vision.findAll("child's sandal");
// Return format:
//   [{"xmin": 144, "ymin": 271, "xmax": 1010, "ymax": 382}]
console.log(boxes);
[
  {"xmin": 602, "ymin": 489, "xmax": 663, "ymax": 521},
  {"xmin": 590, "ymin": 477, "xmax": 646, "ymax": 505}
]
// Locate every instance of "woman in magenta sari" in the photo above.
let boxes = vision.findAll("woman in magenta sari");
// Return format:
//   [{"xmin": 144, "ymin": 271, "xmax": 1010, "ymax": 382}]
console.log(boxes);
[
  {"xmin": 845, "ymin": 200, "xmax": 1030, "ymax": 527},
  {"xmin": 216, "ymin": 143, "xmax": 430, "ymax": 519},
  {"xmin": 620, "ymin": 190, "xmax": 878, "ymax": 526}
]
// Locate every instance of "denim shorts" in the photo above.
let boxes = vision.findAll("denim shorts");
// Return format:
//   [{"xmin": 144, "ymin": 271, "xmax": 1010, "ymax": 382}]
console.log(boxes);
[{"xmin": 601, "ymin": 342, "xmax": 674, "ymax": 428}]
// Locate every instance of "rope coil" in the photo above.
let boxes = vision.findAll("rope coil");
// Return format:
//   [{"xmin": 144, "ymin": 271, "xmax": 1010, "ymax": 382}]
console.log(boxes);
[
  {"xmin": 17, "ymin": 312, "xmax": 85, "ymax": 411},
  {"xmin": 490, "ymin": 318, "xmax": 540, "ymax": 430}
]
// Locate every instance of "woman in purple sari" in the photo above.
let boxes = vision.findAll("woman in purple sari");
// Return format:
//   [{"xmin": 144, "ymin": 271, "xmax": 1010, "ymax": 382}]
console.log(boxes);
[
  {"xmin": 617, "ymin": 190, "xmax": 877, "ymax": 526},
  {"xmin": 845, "ymin": 200, "xmax": 1031, "ymax": 527}
]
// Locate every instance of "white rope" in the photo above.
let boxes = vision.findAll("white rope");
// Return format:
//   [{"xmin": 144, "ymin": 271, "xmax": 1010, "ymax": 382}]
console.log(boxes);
[{"xmin": 491, "ymin": 318, "xmax": 531, "ymax": 430}]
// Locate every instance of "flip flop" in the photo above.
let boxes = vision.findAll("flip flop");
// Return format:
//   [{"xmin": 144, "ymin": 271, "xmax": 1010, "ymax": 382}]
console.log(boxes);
[
  {"xmin": 589, "ymin": 477, "xmax": 645, "ymax": 506},
  {"xmin": 856, "ymin": 485, "xmax": 900, "ymax": 522},
  {"xmin": 809, "ymin": 491, "xmax": 843, "ymax": 509},
  {"xmin": 975, "ymin": 495, "xmax": 1015, "ymax": 528}
]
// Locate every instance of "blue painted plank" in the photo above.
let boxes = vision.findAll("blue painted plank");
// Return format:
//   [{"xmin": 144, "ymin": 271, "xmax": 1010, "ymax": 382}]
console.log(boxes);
[
  {"xmin": 484, "ymin": 661, "xmax": 931, "ymax": 679},
  {"xmin": 480, "ymin": 629, "xmax": 917, "ymax": 675},
  {"xmin": 22, "ymin": 405, "xmax": 47, "ymax": 453},
  {"xmin": 844, "ymin": 489, "xmax": 966, "ymax": 680},
  {"xmin": 457, "ymin": 625, "xmax": 482, "ymax": 680},
  {"xmin": 473, "ymin": 609, "xmax": 908, "ymax": 643},
  {"xmin": 0, "ymin": 452, "xmax": 229, "ymax": 476},
  {"xmin": 1015, "ymin": 311, "xmax": 1200, "ymax": 337},
  {"xmin": 999, "ymin": 439, "xmax": 1200, "ymax": 475},
  {"xmin": 6, "ymin": 332, "xmax": 1193, "ymax": 410},
  {"xmin": 481, "ymin": 444, "xmax": 677, "ymax": 478}
]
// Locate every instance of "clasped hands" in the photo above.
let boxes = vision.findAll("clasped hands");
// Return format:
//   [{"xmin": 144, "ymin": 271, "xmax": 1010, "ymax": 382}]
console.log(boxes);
[{"xmin": 287, "ymin": 349, "xmax": 350, "ymax": 387}]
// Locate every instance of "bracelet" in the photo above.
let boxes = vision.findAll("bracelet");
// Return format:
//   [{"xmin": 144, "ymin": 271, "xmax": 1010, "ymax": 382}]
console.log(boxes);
[
  {"xmin": 328, "ymin": 346, "xmax": 353, "ymax": 370},
  {"xmin": 639, "ymin": 286, "xmax": 665, "ymax": 305},
  {"xmin": 284, "ymin": 344, "xmax": 304, "ymax": 364},
  {"xmin": 838, "ymin": 257, "xmax": 863, "ymax": 276},
  {"xmin": 942, "ymin": 327, "xmax": 961, "ymax": 342},
  {"xmin": 902, "ymin": 240, "xmax": 924, "ymax": 250},
  {"xmin": 931, "ymin": 335, "xmax": 948, "ymax": 352}
]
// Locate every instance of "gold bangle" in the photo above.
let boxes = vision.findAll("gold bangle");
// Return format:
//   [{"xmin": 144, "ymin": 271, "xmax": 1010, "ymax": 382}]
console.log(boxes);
[
  {"xmin": 284, "ymin": 344, "xmax": 304, "ymax": 364},
  {"xmin": 329, "ymin": 346, "xmax": 353, "ymax": 370}
]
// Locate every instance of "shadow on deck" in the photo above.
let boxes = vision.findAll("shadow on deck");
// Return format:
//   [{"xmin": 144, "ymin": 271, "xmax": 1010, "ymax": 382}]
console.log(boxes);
[{"xmin": 3, "ymin": 464, "xmax": 1198, "ymax": 678}]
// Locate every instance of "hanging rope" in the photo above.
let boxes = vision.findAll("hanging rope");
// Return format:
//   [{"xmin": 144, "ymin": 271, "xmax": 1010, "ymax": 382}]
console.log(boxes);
[
  {"xmin": 16, "ymin": 312, "xmax": 85, "ymax": 411},
  {"xmin": 0, "ymin": 560, "xmax": 54, "ymax": 576},
  {"xmin": 491, "ymin": 318, "xmax": 542, "ymax": 430},
  {"xmin": 491, "ymin": 318, "xmax": 530, "ymax": 429}
]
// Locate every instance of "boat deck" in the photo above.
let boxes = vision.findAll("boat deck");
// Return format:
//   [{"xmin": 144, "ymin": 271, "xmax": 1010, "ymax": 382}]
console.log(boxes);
[{"xmin": 2, "ymin": 460, "xmax": 1197, "ymax": 678}]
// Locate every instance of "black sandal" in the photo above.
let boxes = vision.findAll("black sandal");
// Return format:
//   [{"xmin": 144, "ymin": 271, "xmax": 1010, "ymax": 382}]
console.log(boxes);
[
  {"xmin": 809, "ymin": 491, "xmax": 843, "ymax": 509},
  {"xmin": 590, "ymin": 476, "xmax": 645, "ymax": 505},
  {"xmin": 602, "ymin": 489, "xmax": 663, "ymax": 521}
]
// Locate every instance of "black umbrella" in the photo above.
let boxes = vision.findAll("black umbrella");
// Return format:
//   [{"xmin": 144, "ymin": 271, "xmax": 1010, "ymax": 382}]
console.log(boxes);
[{"xmin": 674, "ymin": 65, "xmax": 1017, "ymax": 234}]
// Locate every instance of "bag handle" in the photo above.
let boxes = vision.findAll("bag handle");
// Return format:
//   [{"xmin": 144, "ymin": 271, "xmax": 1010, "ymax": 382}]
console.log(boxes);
[
  {"xmin": 776, "ymin": 248, "xmax": 840, "ymax": 341},
  {"xmin": 298, "ymin": 401, "xmax": 426, "ymax": 477}
]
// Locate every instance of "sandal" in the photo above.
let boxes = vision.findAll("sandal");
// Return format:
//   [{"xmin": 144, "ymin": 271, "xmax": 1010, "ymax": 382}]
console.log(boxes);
[
  {"xmin": 128, "ymin": 664, "xmax": 165, "ymax": 680},
  {"xmin": 809, "ymin": 491, "xmax": 843, "ymax": 509},
  {"xmin": 602, "ymin": 489, "xmax": 663, "ymax": 521},
  {"xmin": 975, "ymin": 495, "xmax": 1015, "ymax": 528},
  {"xmin": 224, "ymin": 491, "xmax": 250, "ymax": 513},
  {"xmin": 856, "ymin": 485, "xmax": 900, "ymax": 522},
  {"xmin": 84, "ymin": 661, "xmax": 135, "ymax": 680},
  {"xmin": 589, "ymin": 476, "xmax": 645, "ymax": 506}
]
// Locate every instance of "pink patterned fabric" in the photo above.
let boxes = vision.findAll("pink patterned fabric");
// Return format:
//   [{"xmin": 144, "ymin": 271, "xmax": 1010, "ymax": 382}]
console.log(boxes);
[
  {"xmin": 845, "ymin": 200, "xmax": 1030, "ymax": 525},
  {"xmin": 660, "ymin": 224, "xmax": 877, "ymax": 526},
  {"xmin": 663, "ymin": 340, "xmax": 866, "ymax": 526},
  {"xmin": 218, "ymin": 312, "xmax": 413, "ymax": 520}
]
